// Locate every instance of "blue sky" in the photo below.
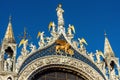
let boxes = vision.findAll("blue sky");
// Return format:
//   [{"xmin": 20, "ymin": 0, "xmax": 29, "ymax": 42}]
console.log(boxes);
[{"xmin": 0, "ymin": 0, "xmax": 120, "ymax": 58}]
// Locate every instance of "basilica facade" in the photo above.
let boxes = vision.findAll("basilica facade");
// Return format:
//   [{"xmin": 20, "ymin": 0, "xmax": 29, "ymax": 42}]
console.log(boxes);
[{"xmin": 0, "ymin": 4, "xmax": 120, "ymax": 80}]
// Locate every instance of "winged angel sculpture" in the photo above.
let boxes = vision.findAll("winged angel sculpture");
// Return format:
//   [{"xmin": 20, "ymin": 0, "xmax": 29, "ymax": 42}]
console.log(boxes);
[
  {"xmin": 67, "ymin": 24, "xmax": 75, "ymax": 35},
  {"xmin": 19, "ymin": 39, "xmax": 28, "ymax": 51},
  {"xmin": 37, "ymin": 31, "xmax": 45, "ymax": 48}
]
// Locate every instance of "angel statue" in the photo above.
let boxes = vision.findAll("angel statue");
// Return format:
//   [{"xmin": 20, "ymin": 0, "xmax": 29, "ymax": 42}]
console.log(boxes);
[
  {"xmin": 56, "ymin": 4, "xmax": 64, "ymax": 26},
  {"xmin": 19, "ymin": 39, "xmax": 29, "ymax": 56},
  {"xmin": 78, "ymin": 38, "xmax": 87, "ymax": 48},
  {"xmin": 96, "ymin": 50, "xmax": 104, "ymax": 63},
  {"xmin": 78, "ymin": 38, "xmax": 87, "ymax": 54},
  {"xmin": 88, "ymin": 52, "xmax": 94, "ymax": 62},
  {"xmin": 37, "ymin": 31, "xmax": 45, "ymax": 48},
  {"xmin": 48, "ymin": 22, "xmax": 57, "ymax": 37},
  {"xmin": 6, "ymin": 54, "xmax": 13, "ymax": 71},
  {"xmin": 29, "ymin": 43, "xmax": 36, "ymax": 53},
  {"xmin": 49, "ymin": 22, "xmax": 56, "ymax": 33},
  {"xmin": 67, "ymin": 24, "xmax": 75, "ymax": 35},
  {"xmin": 19, "ymin": 39, "xmax": 28, "ymax": 51},
  {"xmin": 4, "ymin": 60, "xmax": 7, "ymax": 71}
]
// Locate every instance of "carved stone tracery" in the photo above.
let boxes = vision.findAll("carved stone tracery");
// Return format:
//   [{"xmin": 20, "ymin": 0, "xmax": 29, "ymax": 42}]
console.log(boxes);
[{"xmin": 18, "ymin": 56, "xmax": 105, "ymax": 80}]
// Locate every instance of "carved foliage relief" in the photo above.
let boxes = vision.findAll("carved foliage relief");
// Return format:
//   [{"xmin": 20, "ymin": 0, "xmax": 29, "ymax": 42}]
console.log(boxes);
[{"xmin": 18, "ymin": 56, "xmax": 105, "ymax": 80}]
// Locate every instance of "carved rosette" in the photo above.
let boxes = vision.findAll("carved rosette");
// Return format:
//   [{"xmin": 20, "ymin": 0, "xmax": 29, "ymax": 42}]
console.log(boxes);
[{"xmin": 18, "ymin": 55, "xmax": 105, "ymax": 80}]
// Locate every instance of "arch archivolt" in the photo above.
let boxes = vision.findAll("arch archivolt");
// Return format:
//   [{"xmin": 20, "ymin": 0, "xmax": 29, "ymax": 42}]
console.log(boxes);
[{"xmin": 18, "ymin": 55, "xmax": 104, "ymax": 80}]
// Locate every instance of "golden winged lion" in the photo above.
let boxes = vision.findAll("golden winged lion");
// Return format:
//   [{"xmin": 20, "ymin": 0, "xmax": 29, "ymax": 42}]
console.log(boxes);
[{"xmin": 55, "ymin": 40, "xmax": 74, "ymax": 56}]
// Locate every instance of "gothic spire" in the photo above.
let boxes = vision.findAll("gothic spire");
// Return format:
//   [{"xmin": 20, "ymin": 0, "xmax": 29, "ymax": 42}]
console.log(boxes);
[
  {"xmin": 3, "ymin": 16, "xmax": 16, "ymax": 43},
  {"xmin": 104, "ymin": 32, "xmax": 114, "ymax": 58}
]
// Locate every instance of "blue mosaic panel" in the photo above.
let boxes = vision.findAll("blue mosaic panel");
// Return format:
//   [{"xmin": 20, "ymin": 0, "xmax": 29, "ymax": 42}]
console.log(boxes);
[{"xmin": 19, "ymin": 35, "xmax": 106, "ymax": 80}]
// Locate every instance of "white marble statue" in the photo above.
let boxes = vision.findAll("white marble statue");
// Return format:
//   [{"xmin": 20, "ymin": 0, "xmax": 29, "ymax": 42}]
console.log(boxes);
[
  {"xmin": 6, "ymin": 55, "xmax": 13, "ymax": 71},
  {"xmin": 29, "ymin": 43, "xmax": 36, "ymax": 53},
  {"xmin": 52, "ymin": 22, "xmax": 56, "ymax": 33},
  {"xmin": 4, "ymin": 60, "xmax": 7, "ymax": 71},
  {"xmin": 49, "ymin": 22, "xmax": 56, "ymax": 33},
  {"xmin": 56, "ymin": 4, "xmax": 64, "ymax": 26},
  {"xmin": 19, "ymin": 39, "xmax": 28, "ymax": 52},
  {"xmin": 88, "ymin": 53, "xmax": 94, "ymax": 62},
  {"xmin": 49, "ymin": 22, "xmax": 57, "ymax": 37},
  {"xmin": 78, "ymin": 38, "xmax": 87, "ymax": 49},
  {"xmin": 68, "ymin": 24, "xmax": 72, "ymax": 35},
  {"xmin": 40, "ymin": 32, "xmax": 44, "ymax": 44},
  {"xmin": 67, "ymin": 24, "xmax": 75, "ymax": 36},
  {"xmin": 37, "ymin": 31, "xmax": 45, "ymax": 48},
  {"xmin": 96, "ymin": 50, "xmax": 105, "ymax": 64},
  {"xmin": 23, "ymin": 40, "xmax": 28, "ymax": 50},
  {"xmin": 96, "ymin": 50, "xmax": 100, "ymax": 63}
]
